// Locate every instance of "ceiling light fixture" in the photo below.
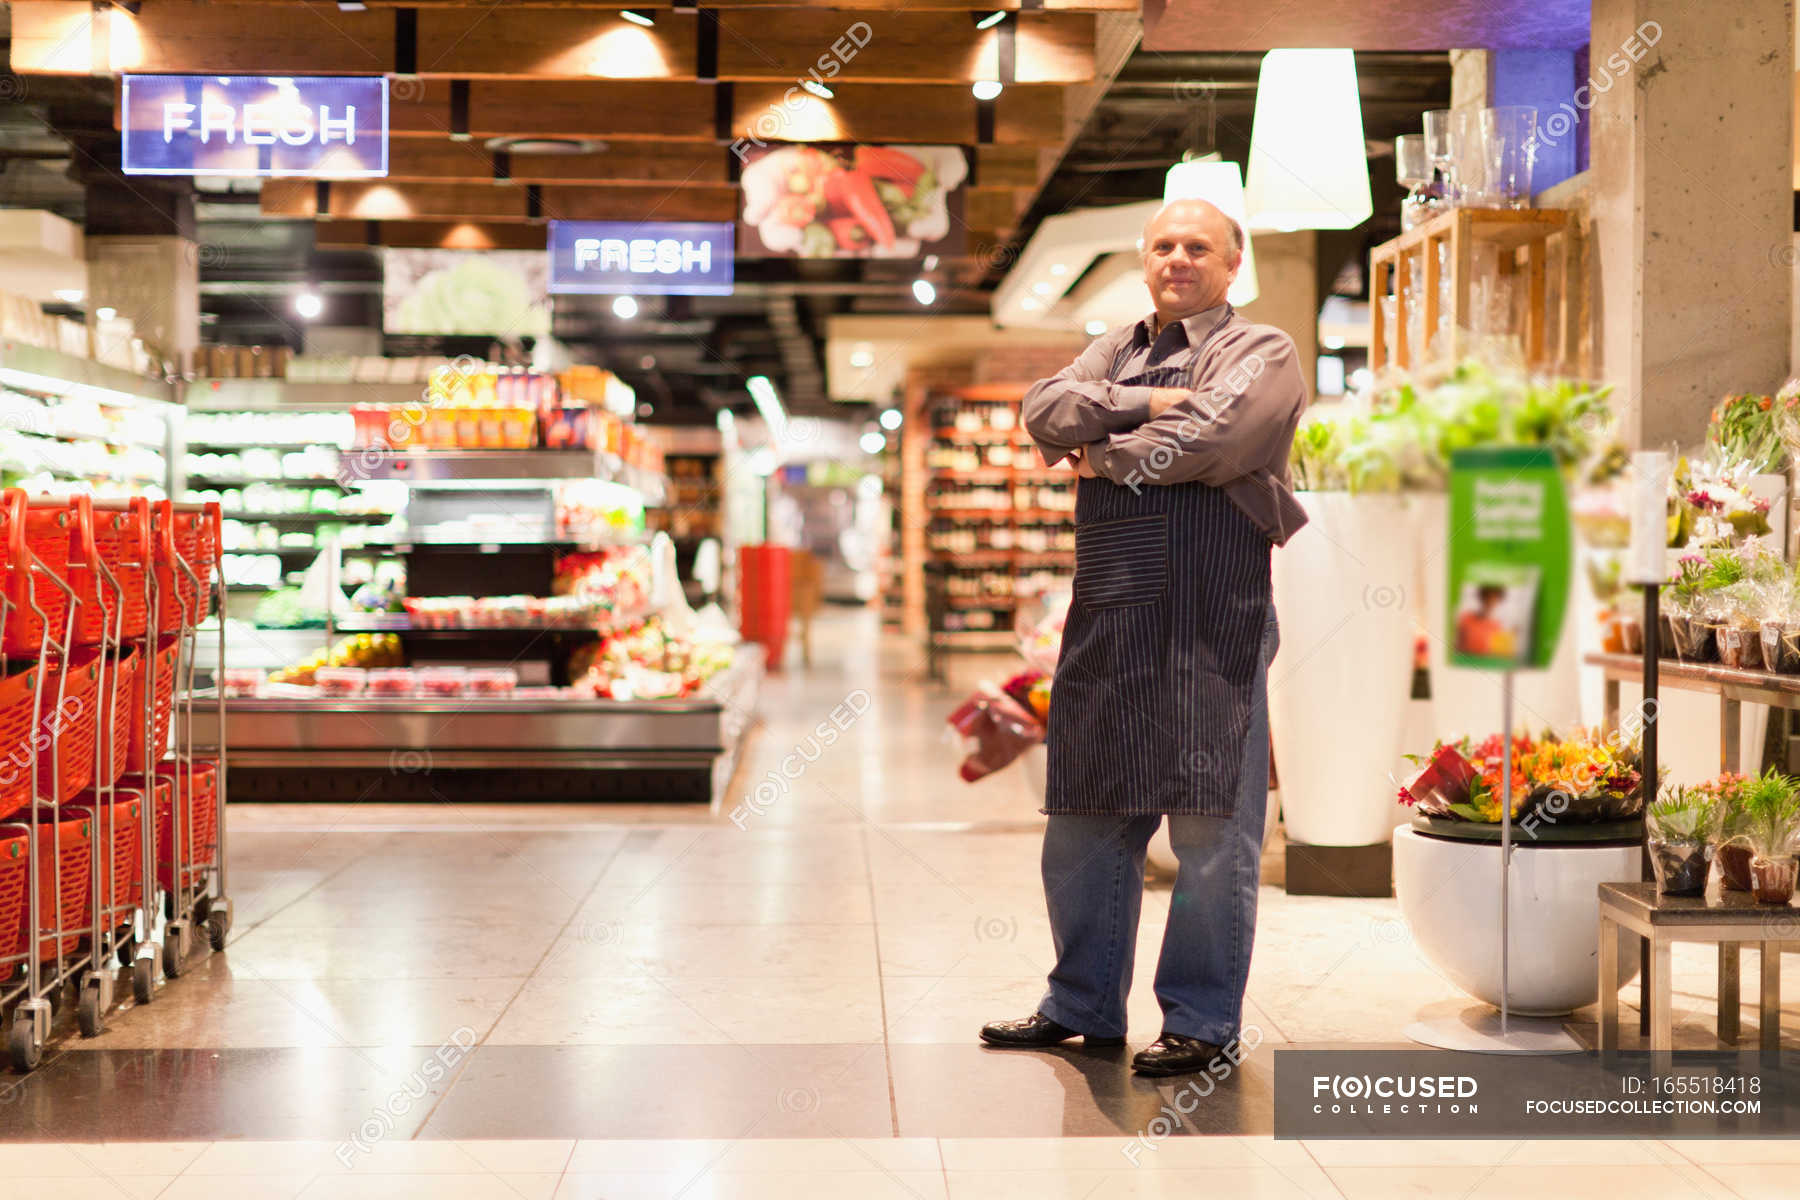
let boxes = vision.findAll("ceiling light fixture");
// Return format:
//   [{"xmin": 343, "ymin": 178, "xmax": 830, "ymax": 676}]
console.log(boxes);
[
  {"xmin": 974, "ymin": 11, "xmax": 1008, "ymax": 30},
  {"xmin": 912, "ymin": 279, "xmax": 936, "ymax": 305},
  {"xmin": 849, "ymin": 345, "xmax": 875, "ymax": 369},
  {"xmin": 859, "ymin": 431, "xmax": 887, "ymax": 455},
  {"xmin": 1243, "ymin": 48, "xmax": 1372, "ymax": 232},
  {"xmin": 52, "ymin": 289, "xmax": 83, "ymax": 305},
  {"xmin": 612, "ymin": 295, "xmax": 638, "ymax": 319},
  {"xmin": 95, "ymin": 306, "xmax": 117, "ymax": 321},
  {"xmin": 293, "ymin": 292, "xmax": 323, "ymax": 320},
  {"xmin": 1084, "ymin": 319, "xmax": 1107, "ymax": 336},
  {"xmin": 800, "ymin": 79, "xmax": 834, "ymax": 100},
  {"xmin": 878, "ymin": 408, "xmax": 902, "ymax": 431},
  {"xmin": 620, "ymin": 10, "xmax": 656, "ymax": 27},
  {"xmin": 972, "ymin": 80, "xmax": 1004, "ymax": 101},
  {"xmin": 746, "ymin": 374, "xmax": 786, "ymax": 438}
]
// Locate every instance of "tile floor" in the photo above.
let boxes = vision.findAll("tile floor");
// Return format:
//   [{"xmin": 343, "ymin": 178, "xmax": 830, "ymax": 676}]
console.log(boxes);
[{"xmin": 0, "ymin": 610, "xmax": 1797, "ymax": 1196}]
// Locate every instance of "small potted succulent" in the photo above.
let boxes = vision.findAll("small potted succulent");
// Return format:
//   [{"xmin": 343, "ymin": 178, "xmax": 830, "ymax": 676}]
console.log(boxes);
[
  {"xmin": 1646, "ymin": 785, "xmax": 1715, "ymax": 896},
  {"xmin": 1725, "ymin": 768, "xmax": 1800, "ymax": 905},
  {"xmin": 1715, "ymin": 582, "xmax": 1765, "ymax": 670}
]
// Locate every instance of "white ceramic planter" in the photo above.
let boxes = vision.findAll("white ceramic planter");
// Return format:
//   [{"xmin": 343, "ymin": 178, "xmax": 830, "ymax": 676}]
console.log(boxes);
[
  {"xmin": 1415, "ymin": 493, "xmax": 1583, "ymax": 742},
  {"xmin": 1392, "ymin": 825, "xmax": 1641, "ymax": 1015},
  {"xmin": 1269, "ymin": 492, "xmax": 1420, "ymax": 847}
]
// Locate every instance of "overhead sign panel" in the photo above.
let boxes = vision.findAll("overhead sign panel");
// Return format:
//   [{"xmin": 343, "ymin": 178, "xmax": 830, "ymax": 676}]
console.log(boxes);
[
  {"xmin": 547, "ymin": 221, "xmax": 736, "ymax": 296},
  {"xmin": 121, "ymin": 75, "xmax": 388, "ymax": 177}
]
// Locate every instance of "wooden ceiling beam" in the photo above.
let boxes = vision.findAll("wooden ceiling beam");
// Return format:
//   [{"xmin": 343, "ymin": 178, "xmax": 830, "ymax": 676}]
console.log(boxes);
[
  {"xmin": 382, "ymin": 138, "xmax": 730, "ymax": 185},
  {"xmin": 15, "ymin": 2, "xmax": 1095, "ymax": 84},
  {"xmin": 200, "ymin": 1, "xmax": 1135, "ymax": 12},
  {"xmin": 262, "ymin": 178, "xmax": 739, "ymax": 222},
  {"xmin": 312, "ymin": 218, "xmax": 1017, "ymax": 255}
]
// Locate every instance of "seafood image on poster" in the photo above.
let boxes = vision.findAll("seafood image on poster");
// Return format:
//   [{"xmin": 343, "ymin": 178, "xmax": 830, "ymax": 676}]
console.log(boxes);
[{"xmin": 738, "ymin": 142, "xmax": 968, "ymax": 259}]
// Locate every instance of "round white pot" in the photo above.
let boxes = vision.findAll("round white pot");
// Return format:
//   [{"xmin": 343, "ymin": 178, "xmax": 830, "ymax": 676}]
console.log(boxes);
[
  {"xmin": 1269, "ymin": 492, "xmax": 1420, "ymax": 847},
  {"xmin": 1415, "ymin": 493, "xmax": 1583, "ymax": 741},
  {"xmin": 1392, "ymin": 824, "xmax": 1641, "ymax": 1015}
]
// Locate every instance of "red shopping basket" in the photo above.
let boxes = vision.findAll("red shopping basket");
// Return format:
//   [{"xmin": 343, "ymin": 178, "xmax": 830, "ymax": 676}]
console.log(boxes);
[
  {"xmin": 36, "ymin": 650, "xmax": 101, "ymax": 804},
  {"xmin": 0, "ymin": 663, "xmax": 40, "ymax": 817},
  {"xmin": 0, "ymin": 829, "xmax": 24, "ymax": 975},
  {"xmin": 46, "ymin": 496, "xmax": 109, "ymax": 647},
  {"xmin": 151, "ymin": 760, "xmax": 216, "ymax": 893},
  {"xmin": 95, "ymin": 646, "xmax": 139, "ymax": 787},
  {"xmin": 93, "ymin": 498, "xmax": 151, "ymax": 640},
  {"xmin": 70, "ymin": 788, "xmax": 143, "ymax": 926},
  {"xmin": 127, "ymin": 636, "xmax": 178, "ymax": 769},
  {"xmin": 0, "ymin": 812, "xmax": 91, "ymax": 960},
  {"xmin": 1, "ymin": 489, "xmax": 73, "ymax": 657},
  {"xmin": 152, "ymin": 502, "xmax": 218, "ymax": 631}
]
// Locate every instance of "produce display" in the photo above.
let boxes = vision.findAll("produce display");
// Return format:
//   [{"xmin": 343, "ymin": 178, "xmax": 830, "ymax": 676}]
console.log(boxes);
[
  {"xmin": 568, "ymin": 618, "xmax": 735, "ymax": 700},
  {"xmin": 402, "ymin": 594, "xmax": 622, "ymax": 630},
  {"xmin": 268, "ymin": 633, "xmax": 403, "ymax": 686},
  {"xmin": 1399, "ymin": 727, "xmax": 1644, "ymax": 825}
]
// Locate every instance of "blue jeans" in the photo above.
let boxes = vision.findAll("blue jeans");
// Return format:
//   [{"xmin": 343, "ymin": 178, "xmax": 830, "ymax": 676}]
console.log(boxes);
[{"xmin": 1037, "ymin": 610, "xmax": 1277, "ymax": 1043}]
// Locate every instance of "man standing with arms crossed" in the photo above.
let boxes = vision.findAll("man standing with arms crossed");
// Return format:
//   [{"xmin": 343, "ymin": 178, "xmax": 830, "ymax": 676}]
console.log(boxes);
[{"xmin": 981, "ymin": 197, "xmax": 1309, "ymax": 1076}]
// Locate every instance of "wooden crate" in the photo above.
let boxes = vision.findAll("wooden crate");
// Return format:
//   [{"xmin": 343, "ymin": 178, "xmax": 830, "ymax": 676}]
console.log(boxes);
[{"xmin": 1369, "ymin": 207, "xmax": 1582, "ymax": 375}]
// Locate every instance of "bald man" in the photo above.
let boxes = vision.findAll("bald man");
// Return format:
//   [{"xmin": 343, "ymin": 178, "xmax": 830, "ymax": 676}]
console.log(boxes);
[{"xmin": 981, "ymin": 199, "xmax": 1309, "ymax": 1077}]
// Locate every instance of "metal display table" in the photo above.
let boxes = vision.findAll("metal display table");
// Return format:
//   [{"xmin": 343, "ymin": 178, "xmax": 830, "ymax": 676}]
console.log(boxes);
[
  {"xmin": 1587, "ymin": 651, "xmax": 1800, "ymax": 775},
  {"xmin": 1598, "ymin": 881, "xmax": 1792, "ymax": 1055},
  {"xmin": 191, "ymin": 653, "xmax": 762, "ymax": 804}
]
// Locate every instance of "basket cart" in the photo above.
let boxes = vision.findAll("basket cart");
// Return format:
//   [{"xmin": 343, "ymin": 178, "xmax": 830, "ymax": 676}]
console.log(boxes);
[
  {"xmin": 149, "ymin": 501, "xmax": 230, "ymax": 982},
  {"xmin": 0, "ymin": 490, "xmax": 107, "ymax": 1070},
  {"xmin": 90, "ymin": 497, "xmax": 161, "ymax": 1007}
]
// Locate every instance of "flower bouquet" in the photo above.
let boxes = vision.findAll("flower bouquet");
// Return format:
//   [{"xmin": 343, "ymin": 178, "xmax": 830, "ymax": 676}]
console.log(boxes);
[
  {"xmin": 1399, "ymin": 728, "xmax": 1642, "ymax": 825},
  {"xmin": 1708, "ymin": 392, "xmax": 1787, "ymax": 475}
]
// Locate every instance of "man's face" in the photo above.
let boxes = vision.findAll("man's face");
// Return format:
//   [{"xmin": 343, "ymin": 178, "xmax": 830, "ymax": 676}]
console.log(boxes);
[{"xmin": 1141, "ymin": 203, "xmax": 1240, "ymax": 322}]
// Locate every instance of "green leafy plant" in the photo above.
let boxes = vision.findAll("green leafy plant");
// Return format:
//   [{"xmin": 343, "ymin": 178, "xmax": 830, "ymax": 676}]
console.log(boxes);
[
  {"xmin": 1647, "ymin": 787, "xmax": 1715, "ymax": 843},
  {"xmin": 1708, "ymin": 393, "xmax": 1787, "ymax": 474},
  {"xmin": 1729, "ymin": 767, "xmax": 1800, "ymax": 859}
]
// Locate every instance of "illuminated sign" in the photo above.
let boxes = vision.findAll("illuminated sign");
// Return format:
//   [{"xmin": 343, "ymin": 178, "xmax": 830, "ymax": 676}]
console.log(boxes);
[
  {"xmin": 121, "ymin": 75, "xmax": 388, "ymax": 177},
  {"xmin": 547, "ymin": 221, "xmax": 735, "ymax": 296}
]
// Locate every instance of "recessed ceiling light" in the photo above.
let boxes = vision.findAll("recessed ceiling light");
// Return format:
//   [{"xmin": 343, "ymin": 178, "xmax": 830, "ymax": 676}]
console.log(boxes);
[
  {"xmin": 95, "ymin": 306, "xmax": 117, "ymax": 321},
  {"xmin": 859, "ymin": 431, "xmax": 887, "ymax": 455},
  {"xmin": 878, "ymin": 408, "xmax": 902, "ymax": 431},
  {"xmin": 636, "ymin": 402, "xmax": 654, "ymax": 418},
  {"xmin": 1084, "ymin": 319, "xmax": 1107, "ymax": 336},
  {"xmin": 1020, "ymin": 296, "xmax": 1040, "ymax": 311},
  {"xmin": 800, "ymin": 79, "xmax": 834, "ymax": 100},
  {"xmin": 620, "ymin": 10, "xmax": 655, "ymax": 27},
  {"xmin": 975, "ymin": 11, "xmax": 1007, "ymax": 30},
  {"xmin": 849, "ymin": 345, "xmax": 875, "ymax": 369},
  {"xmin": 53, "ymin": 289, "xmax": 83, "ymax": 305},
  {"xmin": 1049, "ymin": 263, "xmax": 1068, "ymax": 277},
  {"xmin": 1031, "ymin": 281, "xmax": 1051, "ymax": 296},
  {"xmin": 1322, "ymin": 335, "xmax": 1346, "ymax": 350},
  {"xmin": 612, "ymin": 295, "xmax": 638, "ymax": 319},
  {"xmin": 639, "ymin": 354, "xmax": 657, "ymax": 369},
  {"xmin": 972, "ymin": 80, "xmax": 1004, "ymax": 101},
  {"xmin": 293, "ymin": 293, "xmax": 323, "ymax": 320},
  {"xmin": 912, "ymin": 279, "xmax": 936, "ymax": 305}
]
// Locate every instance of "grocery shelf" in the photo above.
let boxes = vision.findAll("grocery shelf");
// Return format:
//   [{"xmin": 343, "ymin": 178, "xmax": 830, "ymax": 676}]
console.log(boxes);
[
  {"xmin": 0, "ymin": 339, "xmax": 174, "ymax": 405},
  {"xmin": 929, "ymin": 509, "xmax": 1074, "ymax": 521},
  {"xmin": 186, "ymin": 379, "xmax": 430, "ymax": 411},
  {"xmin": 188, "ymin": 474, "xmax": 348, "ymax": 488},
  {"xmin": 340, "ymin": 448, "xmax": 606, "ymax": 482},
  {"xmin": 332, "ymin": 619, "xmax": 606, "ymax": 638},
  {"xmin": 189, "ymin": 440, "xmax": 348, "ymax": 451},
  {"xmin": 932, "ymin": 428, "xmax": 1031, "ymax": 444},
  {"xmin": 221, "ymin": 510, "xmax": 392, "ymax": 523}
]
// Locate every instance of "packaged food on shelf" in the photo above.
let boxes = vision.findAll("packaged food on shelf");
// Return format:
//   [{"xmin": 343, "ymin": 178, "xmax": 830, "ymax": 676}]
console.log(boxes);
[
  {"xmin": 467, "ymin": 668, "xmax": 519, "ymax": 696},
  {"xmin": 221, "ymin": 668, "xmax": 266, "ymax": 697},
  {"xmin": 416, "ymin": 666, "xmax": 469, "ymax": 697},
  {"xmin": 314, "ymin": 667, "xmax": 368, "ymax": 697},
  {"xmin": 366, "ymin": 668, "xmax": 416, "ymax": 697}
]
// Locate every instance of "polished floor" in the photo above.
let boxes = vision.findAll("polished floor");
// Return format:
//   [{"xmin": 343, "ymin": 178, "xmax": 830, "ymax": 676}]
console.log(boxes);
[{"xmin": 2, "ymin": 610, "xmax": 1799, "ymax": 1196}]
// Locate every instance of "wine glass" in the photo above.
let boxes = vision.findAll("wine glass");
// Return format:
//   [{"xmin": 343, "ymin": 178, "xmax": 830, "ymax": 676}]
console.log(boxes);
[
  {"xmin": 1395, "ymin": 134, "xmax": 1440, "ymax": 230},
  {"xmin": 1421, "ymin": 109, "xmax": 1459, "ymax": 206}
]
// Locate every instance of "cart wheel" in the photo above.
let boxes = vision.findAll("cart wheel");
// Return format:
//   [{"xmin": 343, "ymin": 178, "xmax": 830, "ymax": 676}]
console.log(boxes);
[
  {"xmin": 116, "ymin": 937, "xmax": 135, "ymax": 969},
  {"xmin": 163, "ymin": 921, "xmax": 188, "ymax": 979},
  {"xmin": 193, "ymin": 895, "xmax": 212, "ymax": 923},
  {"xmin": 132, "ymin": 957, "xmax": 154, "ymax": 1005},
  {"xmin": 205, "ymin": 911, "xmax": 228, "ymax": 953},
  {"xmin": 77, "ymin": 980, "xmax": 103, "ymax": 1038},
  {"xmin": 8, "ymin": 1017, "xmax": 40, "ymax": 1072}
]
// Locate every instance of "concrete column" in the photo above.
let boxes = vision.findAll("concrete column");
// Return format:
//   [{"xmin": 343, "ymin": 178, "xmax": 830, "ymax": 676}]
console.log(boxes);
[
  {"xmin": 84, "ymin": 236, "xmax": 201, "ymax": 371},
  {"xmin": 1590, "ymin": 0, "xmax": 1793, "ymax": 448},
  {"xmin": 1238, "ymin": 230, "xmax": 1317, "ymax": 391}
]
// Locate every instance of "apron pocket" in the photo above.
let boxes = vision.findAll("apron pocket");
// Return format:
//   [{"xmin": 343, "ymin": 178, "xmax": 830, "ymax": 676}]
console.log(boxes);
[{"xmin": 1074, "ymin": 514, "xmax": 1169, "ymax": 609}]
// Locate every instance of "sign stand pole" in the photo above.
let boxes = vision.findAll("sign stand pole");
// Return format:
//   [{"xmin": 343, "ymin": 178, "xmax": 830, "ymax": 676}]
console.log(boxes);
[{"xmin": 1500, "ymin": 668, "xmax": 1513, "ymax": 1039}]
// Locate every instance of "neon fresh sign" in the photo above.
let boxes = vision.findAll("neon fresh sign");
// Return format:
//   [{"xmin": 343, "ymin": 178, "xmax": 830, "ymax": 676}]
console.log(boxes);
[
  {"xmin": 122, "ymin": 75, "xmax": 388, "ymax": 177},
  {"xmin": 548, "ymin": 221, "xmax": 735, "ymax": 296}
]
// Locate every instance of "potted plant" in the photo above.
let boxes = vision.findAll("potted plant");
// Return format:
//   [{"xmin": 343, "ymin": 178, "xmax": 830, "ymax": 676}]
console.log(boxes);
[
  {"xmin": 1716, "ymin": 581, "xmax": 1765, "ymax": 670},
  {"xmin": 1647, "ymin": 785, "xmax": 1715, "ymax": 896},
  {"xmin": 1761, "ymin": 581, "xmax": 1800, "ymax": 673},
  {"xmin": 1726, "ymin": 767, "xmax": 1800, "ymax": 905},
  {"xmin": 1704, "ymin": 772, "xmax": 1754, "ymax": 890}
]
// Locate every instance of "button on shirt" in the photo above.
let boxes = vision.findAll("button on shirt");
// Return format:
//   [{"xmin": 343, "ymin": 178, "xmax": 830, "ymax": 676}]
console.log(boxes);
[{"xmin": 1021, "ymin": 305, "xmax": 1310, "ymax": 546}]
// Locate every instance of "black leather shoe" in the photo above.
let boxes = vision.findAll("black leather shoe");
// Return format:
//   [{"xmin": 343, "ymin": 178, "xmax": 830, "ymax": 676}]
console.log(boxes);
[
  {"xmin": 979, "ymin": 1013, "xmax": 1125, "ymax": 1048},
  {"xmin": 1131, "ymin": 1032, "xmax": 1225, "ymax": 1077}
]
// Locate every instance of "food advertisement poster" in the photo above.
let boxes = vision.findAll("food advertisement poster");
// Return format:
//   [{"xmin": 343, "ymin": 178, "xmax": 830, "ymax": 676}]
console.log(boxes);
[
  {"xmin": 1446, "ymin": 447, "xmax": 1571, "ymax": 671},
  {"xmin": 383, "ymin": 249, "xmax": 551, "ymax": 337},
  {"xmin": 738, "ymin": 143, "xmax": 967, "ymax": 259}
]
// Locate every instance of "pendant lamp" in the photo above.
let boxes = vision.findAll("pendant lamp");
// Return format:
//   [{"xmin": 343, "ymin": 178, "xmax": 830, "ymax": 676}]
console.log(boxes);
[
  {"xmin": 1243, "ymin": 49, "xmax": 1372, "ymax": 232},
  {"xmin": 1162, "ymin": 158, "xmax": 1259, "ymax": 306}
]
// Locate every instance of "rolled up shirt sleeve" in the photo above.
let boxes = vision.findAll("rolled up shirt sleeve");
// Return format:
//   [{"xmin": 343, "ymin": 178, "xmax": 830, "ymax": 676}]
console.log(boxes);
[
  {"xmin": 1021, "ymin": 328, "xmax": 1154, "ymax": 466},
  {"xmin": 1089, "ymin": 327, "xmax": 1306, "ymax": 488}
]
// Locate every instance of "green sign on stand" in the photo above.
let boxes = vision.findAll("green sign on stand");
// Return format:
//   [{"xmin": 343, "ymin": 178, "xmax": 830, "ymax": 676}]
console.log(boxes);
[{"xmin": 1446, "ymin": 447, "xmax": 1571, "ymax": 671}]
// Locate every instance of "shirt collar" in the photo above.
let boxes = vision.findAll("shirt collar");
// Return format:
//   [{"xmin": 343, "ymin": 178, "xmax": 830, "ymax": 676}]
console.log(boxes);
[{"xmin": 1133, "ymin": 302, "xmax": 1233, "ymax": 348}]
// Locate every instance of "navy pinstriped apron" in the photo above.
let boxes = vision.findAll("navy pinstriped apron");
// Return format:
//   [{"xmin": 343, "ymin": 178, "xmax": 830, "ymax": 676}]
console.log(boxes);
[{"xmin": 1043, "ymin": 309, "xmax": 1271, "ymax": 818}]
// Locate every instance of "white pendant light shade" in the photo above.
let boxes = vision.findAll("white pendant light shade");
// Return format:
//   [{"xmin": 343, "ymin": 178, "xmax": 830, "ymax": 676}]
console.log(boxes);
[
  {"xmin": 1243, "ymin": 49, "xmax": 1372, "ymax": 232},
  {"xmin": 1162, "ymin": 159, "xmax": 1259, "ymax": 306}
]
